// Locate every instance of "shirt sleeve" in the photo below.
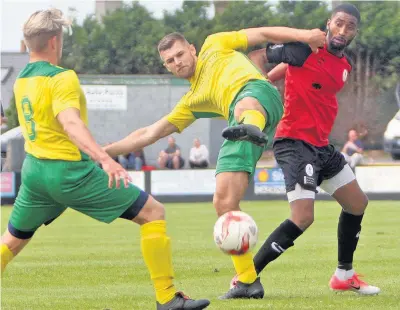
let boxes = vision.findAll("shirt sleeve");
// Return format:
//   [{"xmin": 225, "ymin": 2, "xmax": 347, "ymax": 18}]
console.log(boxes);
[
  {"xmin": 51, "ymin": 70, "xmax": 82, "ymax": 117},
  {"xmin": 189, "ymin": 148, "xmax": 196, "ymax": 162},
  {"xmin": 266, "ymin": 42, "xmax": 312, "ymax": 67},
  {"xmin": 166, "ymin": 94, "xmax": 196, "ymax": 133},
  {"xmin": 203, "ymin": 30, "xmax": 248, "ymax": 51},
  {"xmin": 200, "ymin": 145, "xmax": 209, "ymax": 162}
]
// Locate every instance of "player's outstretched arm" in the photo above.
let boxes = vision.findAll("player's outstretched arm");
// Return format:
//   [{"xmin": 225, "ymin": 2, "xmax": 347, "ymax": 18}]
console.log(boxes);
[
  {"xmin": 104, "ymin": 118, "xmax": 178, "ymax": 158},
  {"xmin": 57, "ymin": 108, "xmax": 111, "ymax": 163},
  {"xmin": 57, "ymin": 108, "xmax": 131, "ymax": 188},
  {"xmin": 243, "ymin": 27, "xmax": 325, "ymax": 52}
]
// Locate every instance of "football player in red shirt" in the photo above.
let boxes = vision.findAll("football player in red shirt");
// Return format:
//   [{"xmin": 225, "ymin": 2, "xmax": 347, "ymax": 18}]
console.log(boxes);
[{"xmin": 228, "ymin": 3, "xmax": 380, "ymax": 295}]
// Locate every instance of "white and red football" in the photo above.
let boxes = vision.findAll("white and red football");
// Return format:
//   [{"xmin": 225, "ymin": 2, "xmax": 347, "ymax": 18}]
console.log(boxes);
[{"xmin": 213, "ymin": 211, "xmax": 258, "ymax": 255}]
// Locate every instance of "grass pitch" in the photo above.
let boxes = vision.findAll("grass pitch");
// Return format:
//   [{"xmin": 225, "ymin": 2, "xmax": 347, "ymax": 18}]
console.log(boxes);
[{"xmin": 1, "ymin": 201, "xmax": 399, "ymax": 310}]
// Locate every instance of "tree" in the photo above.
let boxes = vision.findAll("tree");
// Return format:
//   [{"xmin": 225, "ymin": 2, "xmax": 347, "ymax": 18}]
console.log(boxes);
[
  {"xmin": 210, "ymin": 0, "xmax": 283, "ymax": 53},
  {"xmin": 352, "ymin": 1, "xmax": 400, "ymax": 90},
  {"xmin": 162, "ymin": 1, "xmax": 214, "ymax": 51},
  {"xmin": 4, "ymin": 96, "xmax": 19, "ymax": 130},
  {"xmin": 334, "ymin": 1, "xmax": 400, "ymax": 144},
  {"xmin": 62, "ymin": 15, "xmax": 108, "ymax": 73},
  {"xmin": 2, "ymin": 0, "xmax": 395, "ymax": 147},
  {"xmin": 102, "ymin": 2, "xmax": 167, "ymax": 74},
  {"xmin": 62, "ymin": 2, "xmax": 167, "ymax": 74},
  {"xmin": 60, "ymin": 0, "xmax": 399, "ymax": 83},
  {"xmin": 214, "ymin": 1, "xmax": 230, "ymax": 15},
  {"xmin": 212, "ymin": 1, "xmax": 278, "ymax": 33},
  {"xmin": 275, "ymin": 1, "xmax": 329, "ymax": 29}
]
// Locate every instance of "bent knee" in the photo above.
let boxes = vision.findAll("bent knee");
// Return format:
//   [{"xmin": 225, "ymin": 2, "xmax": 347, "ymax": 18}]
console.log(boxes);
[
  {"xmin": 351, "ymin": 193, "xmax": 369, "ymax": 215},
  {"xmin": 148, "ymin": 203, "xmax": 165, "ymax": 222},
  {"xmin": 213, "ymin": 192, "xmax": 239, "ymax": 217},
  {"xmin": 291, "ymin": 213, "xmax": 314, "ymax": 231},
  {"xmin": 2, "ymin": 228, "xmax": 32, "ymax": 255},
  {"xmin": 159, "ymin": 153, "xmax": 168, "ymax": 159},
  {"xmin": 288, "ymin": 200, "xmax": 314, "ymax": 231},
  {"xmin": 234, "ymin": 98, "xmax": 265, "ymax": 117},
  {"xmin": 133, "ymin": 196, "xmax": 165, "ymax": 225},
  {"xmin": 361, "ymin": 193, "xmax": 369, "ymax": 208}
]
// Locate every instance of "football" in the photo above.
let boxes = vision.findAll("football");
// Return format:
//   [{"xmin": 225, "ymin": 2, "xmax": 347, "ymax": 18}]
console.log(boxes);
[{"xmin": 213, "ymin": 211, "xmax": 258, "ymax": 255}]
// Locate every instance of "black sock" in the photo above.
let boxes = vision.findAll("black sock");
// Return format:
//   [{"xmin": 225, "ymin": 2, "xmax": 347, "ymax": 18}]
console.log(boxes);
[
  {"xmin": 254, "ymin": 219, "xmax": 303, "ymax": 274},
  {"xmin": 337, "ymin": 210, "xmax": 364, "ymax": 270}
]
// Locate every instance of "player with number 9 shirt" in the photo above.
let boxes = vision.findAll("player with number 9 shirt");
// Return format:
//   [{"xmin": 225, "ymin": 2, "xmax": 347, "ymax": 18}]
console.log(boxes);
[{"xmin": 0, "ymin": 8, "xmax": 210, "ymax": 310}]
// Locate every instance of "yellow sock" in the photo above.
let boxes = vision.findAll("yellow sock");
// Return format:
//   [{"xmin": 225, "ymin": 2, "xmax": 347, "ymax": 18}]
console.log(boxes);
[
  {"xmin": 1, "ymin": 244, "xmax": 14, "ymax": 273},
  {"xmin": 231, "ymin": 252, "xmax": 257, "ymax": 284},
  {"xmin": 239, "ymin": 110, "xmax": 267, "ymax": 131},
  {"xmin": 141, "ymin": 220, "xmax": 176, "ymax": 304}
]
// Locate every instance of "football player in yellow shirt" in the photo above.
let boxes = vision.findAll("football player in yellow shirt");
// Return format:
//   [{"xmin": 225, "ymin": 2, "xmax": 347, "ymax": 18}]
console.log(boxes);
[
  {"xmin": 0, "ymin": 9, "xmax": 210, "ymax": 310},
  {"xmin": 105, "ymin": 26, "xmax": 325, "ymax": 299}
]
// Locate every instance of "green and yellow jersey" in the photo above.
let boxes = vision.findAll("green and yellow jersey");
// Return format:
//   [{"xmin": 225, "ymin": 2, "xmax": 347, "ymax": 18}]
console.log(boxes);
[
  {"xmin": 14, "ymin": 61, "xmax": 88, "ymax": 161},
  {"xmin": 166, "ymin": 30, "xmax": 267, "ymax": 132}
]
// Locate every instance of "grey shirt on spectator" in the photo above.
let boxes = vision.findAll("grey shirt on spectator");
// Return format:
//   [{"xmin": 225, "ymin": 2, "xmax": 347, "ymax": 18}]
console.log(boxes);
[{"xmin": 165, "ymin": 145, "xmax": 180, "ymax": 154}]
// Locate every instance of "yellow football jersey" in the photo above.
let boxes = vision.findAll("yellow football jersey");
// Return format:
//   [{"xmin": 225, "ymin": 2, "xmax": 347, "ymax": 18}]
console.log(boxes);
[
  {"xmin": 14, "ymin": 61, "xmax": 88, "ymax": 161},
  {"xmin": 166, "ymin": 30, "xmax": 267, "ymax": 132}
]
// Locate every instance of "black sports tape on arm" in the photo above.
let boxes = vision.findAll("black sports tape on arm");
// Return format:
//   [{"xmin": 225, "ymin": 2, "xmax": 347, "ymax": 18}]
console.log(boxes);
[
  {"xmin": 267, "ymin": 42, "xmax": 312, "ymax": 67},
  {"xmin": 266, "ymin": 43, "xmax": 284, "ymax": 64}
]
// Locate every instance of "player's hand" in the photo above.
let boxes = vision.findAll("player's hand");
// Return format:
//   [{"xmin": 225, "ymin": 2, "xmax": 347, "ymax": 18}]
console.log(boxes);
[
  {"xmin": 100, "ymin": 157, "xmax": 132, "ymax": 189},
  {"xmin": 307, "ymin": 28, "xmax": 326, "ymax": 53}
]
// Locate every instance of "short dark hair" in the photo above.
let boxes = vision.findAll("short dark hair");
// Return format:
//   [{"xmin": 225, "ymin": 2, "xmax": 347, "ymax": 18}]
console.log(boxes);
[
  {"xmin": 158, "ymin": 32, "xmax": 188, "ymax": 53},
  {"xmin": 332, "ymin": 3, "xmax": 361, "ymax": 24}
]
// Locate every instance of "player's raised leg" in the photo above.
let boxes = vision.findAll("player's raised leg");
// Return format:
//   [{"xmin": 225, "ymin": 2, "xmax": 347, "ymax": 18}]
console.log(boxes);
[
  {"xmin": 222, "ymin": 80, "xmax": 282, "ymax": 148},
  {"xmin": 222, "ymin": 97, "xmax": 268, "ymax": 146},
  {"xmin": 320, "ymin": 164, "xmax": 380, "ymax": 295}
]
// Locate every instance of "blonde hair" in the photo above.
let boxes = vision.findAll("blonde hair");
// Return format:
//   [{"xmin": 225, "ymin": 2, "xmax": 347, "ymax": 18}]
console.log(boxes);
[
  {"xmin": 23, "ymin": 8, "xmax": 71, "ymax": 52},
  {"xmin": 158, "ymin": 32, "xmax": 188, "ymax": 53}
]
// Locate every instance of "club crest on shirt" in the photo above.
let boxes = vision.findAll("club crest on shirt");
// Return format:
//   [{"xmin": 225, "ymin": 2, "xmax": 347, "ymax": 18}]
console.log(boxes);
[{"xmin": 342, "ymin": 69, "xmax": 348, "ymax": 82}]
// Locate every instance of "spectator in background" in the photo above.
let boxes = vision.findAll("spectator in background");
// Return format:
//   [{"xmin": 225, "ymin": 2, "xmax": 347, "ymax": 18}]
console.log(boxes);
[
  {"xmin": 1, "ymin": 100, "xmax": 8, "ymax": 129},
  {"xmin": 189, "ymin": 138, "xmax": 209, "ymax": 168},
  {"xmin": 341, "ymin": 129, "xmax": 364, "ymax": 169},
  {"xmin": 354, "ymin": 122, "xmax": 369, "ymax": 142},
  {"xmin": 118, "ymin": 149, "xmax": 145, "ymax": 171},
  {"xmin": 158, "ymin": 136, "xmax": 185, "ymax": 169}
]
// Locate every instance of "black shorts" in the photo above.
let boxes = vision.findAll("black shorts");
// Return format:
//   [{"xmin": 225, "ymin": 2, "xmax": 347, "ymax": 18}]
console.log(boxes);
[
  {"xmin": 273, "ymin": 138, "xmax": 347, "ymax": 193},
  {"xmin": 166, "ymin": 156, "xmax": 185, "ymax": 169}
]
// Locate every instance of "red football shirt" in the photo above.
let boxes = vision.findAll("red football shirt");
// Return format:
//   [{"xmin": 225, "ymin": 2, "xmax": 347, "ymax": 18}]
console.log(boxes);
[{"xmin": 267, "ymin": 43, "xmax": 352, "ymax": 146}]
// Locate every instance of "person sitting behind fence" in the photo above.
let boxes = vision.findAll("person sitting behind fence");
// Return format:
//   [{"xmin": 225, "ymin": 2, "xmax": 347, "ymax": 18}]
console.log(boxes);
[
  {"xmin": 118, "ymin": 149, "xmax": 145, "ymax": 171},
  {"xmin": 158, "ymin": 136, "xmax": 185, "ymax": 169},
  {"xmin": 1, "ymin": 100, "xmax": 8, "ymax": 131},
  {"xmin": 341, "ymin": 129, "xmax": 364, "ymax": 169},
  {"xmin": 189, "ymin": 138, "xmax": 209, "ymax": 169}
]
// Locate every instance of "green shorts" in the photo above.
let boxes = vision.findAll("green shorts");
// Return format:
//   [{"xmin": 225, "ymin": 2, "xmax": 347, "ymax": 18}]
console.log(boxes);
[
  {"xmin": 9, "ymin": 155, "xmax": 148, "ymax": 234},
  {"xmin": 216, "ymin": 79, "xmax": 283, "ymax": 177}
]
